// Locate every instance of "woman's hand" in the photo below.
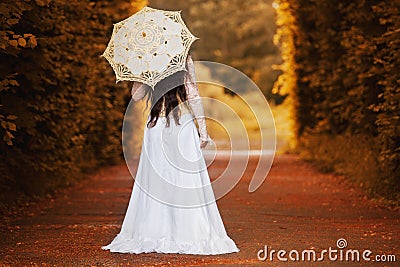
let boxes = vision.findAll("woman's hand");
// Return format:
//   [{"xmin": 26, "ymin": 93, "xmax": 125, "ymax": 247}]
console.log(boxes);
[
  {"xmin": 131, "ymin": 82, "xmax": 147, "ymax": 101},
  {"xmin": 200, "ymin": 140, "xmax": 208, "ymax": 149}
]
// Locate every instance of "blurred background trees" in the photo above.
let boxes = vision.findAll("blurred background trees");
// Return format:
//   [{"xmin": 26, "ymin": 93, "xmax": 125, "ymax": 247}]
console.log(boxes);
[
  {"xmin": 151, "ymin": 0, "xmax": 283, "ymax": 100},
  {"xmin": 149, "ymin": 0, "xmax": 289, "ymax": 153}
]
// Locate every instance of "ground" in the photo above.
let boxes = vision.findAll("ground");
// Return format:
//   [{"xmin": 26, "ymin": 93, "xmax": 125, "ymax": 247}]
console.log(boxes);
[{"xmin": 0, "ymin": 154, "xmax": 398, "ymax": 266}]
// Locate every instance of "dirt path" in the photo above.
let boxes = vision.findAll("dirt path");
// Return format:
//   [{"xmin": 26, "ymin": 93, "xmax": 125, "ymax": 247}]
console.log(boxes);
[{"xmin": 1, "ymin": 154, "xmax": 398, "ymax": 266}]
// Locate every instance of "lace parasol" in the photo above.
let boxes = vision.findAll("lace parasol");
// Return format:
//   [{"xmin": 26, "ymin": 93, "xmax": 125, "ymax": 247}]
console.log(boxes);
[{"xmin": 102, "ymin": 6, "xmax": 198, "ymax": 89}]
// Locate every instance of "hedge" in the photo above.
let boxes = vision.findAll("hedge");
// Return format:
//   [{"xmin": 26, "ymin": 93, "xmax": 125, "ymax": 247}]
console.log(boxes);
[
  {"xmin": 0, "ymin": 0, "xmax": 147, "ymax": 207},
  {"xmin": 273, "ymin": 0, "xmax": 400, "ymax": 203}
]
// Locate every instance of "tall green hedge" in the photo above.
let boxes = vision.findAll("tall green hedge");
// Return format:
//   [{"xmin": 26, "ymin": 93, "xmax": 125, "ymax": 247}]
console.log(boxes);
[
  {"xmin": 0, "ymin": 0, "xmax": 146, "ymax": 207},
  {"xmin": 274, "ymin": 0, "xmax": 400, "ymax": 203}
]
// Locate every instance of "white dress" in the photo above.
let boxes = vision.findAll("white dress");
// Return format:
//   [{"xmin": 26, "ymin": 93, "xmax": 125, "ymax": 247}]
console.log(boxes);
[{"xmin": 102, "ymin": 55, "xmax": 240, "ymax": 255}]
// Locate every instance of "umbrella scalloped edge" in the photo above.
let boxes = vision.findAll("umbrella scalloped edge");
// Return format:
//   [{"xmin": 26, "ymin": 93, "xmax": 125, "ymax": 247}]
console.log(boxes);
[{"xmin": 102, "ymin": 6, "xmax": 199, "ymax": 89}]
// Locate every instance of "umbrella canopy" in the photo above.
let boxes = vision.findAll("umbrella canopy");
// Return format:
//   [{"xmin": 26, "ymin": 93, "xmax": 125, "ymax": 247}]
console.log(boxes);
[{"xmin": 102, "ymin": 6, "xmax": 198, "ymax": 89}]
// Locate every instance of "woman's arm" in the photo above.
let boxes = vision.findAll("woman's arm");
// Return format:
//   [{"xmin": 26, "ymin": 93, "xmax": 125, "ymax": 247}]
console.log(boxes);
[
  {"xmin": 131, "ymin": 81, "xmax": 147, "ymax": 101},
  {"xmin": 184, "ymin": 55, "xmax": 211, "ymax": 147}
]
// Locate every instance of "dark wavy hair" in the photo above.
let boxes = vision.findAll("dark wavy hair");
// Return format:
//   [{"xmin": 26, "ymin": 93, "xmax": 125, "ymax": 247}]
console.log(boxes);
[{"xmin": 145, "ymin": 70, "xmax": 187, "ymax": 128}]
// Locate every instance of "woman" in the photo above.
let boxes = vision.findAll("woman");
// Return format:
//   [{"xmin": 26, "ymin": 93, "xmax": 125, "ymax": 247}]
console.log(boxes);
[{"xmin": 102, "ymin": 54, "xmax": 239, "ymax": 255}]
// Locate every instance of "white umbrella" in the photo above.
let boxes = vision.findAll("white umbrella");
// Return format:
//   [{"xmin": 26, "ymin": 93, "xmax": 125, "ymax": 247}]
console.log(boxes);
[{"xmin": 102, "ymin": 6, "xmax": 198, "ymax": 89}]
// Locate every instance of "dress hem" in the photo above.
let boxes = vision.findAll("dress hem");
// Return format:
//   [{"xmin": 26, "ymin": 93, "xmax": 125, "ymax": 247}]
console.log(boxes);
[{"xmin": 101, "ymin": 234, "xmax": 240, "ymax": 255}]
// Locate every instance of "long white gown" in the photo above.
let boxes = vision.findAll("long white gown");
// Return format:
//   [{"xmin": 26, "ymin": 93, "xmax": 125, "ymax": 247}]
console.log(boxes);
[{"xmin": 102, "ymin": 55, "xmax": 239, "ymax": 255}]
